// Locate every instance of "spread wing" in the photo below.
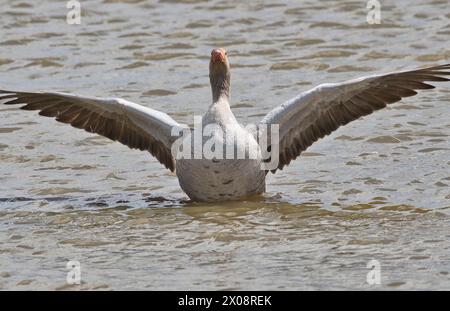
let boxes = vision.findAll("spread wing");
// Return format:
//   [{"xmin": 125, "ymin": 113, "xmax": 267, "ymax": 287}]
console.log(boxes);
[
  {"xmin": 259, "ymin": 64, "xmax": 450, "ymax": 173},
  {"xmin": 0, "ymin": 90, "xmax": 187, "ymax": 171}
]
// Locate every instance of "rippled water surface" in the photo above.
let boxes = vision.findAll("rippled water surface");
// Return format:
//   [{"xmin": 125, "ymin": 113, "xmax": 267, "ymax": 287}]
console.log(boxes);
[{"xmin": 0, "ymin": 0, "xmax": 449, "ymax": 290}]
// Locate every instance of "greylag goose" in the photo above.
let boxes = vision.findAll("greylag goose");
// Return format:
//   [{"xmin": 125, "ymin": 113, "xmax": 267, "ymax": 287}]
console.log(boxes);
[{"xmin": 1, "ymin": 48, "xmax": 449, "ymax": 202}]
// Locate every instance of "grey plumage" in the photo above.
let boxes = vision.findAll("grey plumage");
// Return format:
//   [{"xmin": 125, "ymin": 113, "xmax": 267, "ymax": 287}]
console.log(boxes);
[
  {"xmin": 0, "ymin": 90, "xmax": 182, "ymax": 171},
  {"xmin": 260, "ymin": 64, "xmax": 450, "ymax": 172}
]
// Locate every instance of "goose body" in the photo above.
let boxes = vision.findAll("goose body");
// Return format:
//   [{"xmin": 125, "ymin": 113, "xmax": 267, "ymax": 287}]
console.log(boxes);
[
  {"xmin": 176, "ymin": 97, "xmax": 266, "ymax": 201},
  {"xmin": 1, "ymin": 48, "xmax": 449, "ymax": 202}
]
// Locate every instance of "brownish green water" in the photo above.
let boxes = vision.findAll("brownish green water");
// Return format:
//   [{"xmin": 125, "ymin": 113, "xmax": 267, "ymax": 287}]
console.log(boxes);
[{"xmin": 0, "ymin": 0, "xmax": 449, "ymax": 290}]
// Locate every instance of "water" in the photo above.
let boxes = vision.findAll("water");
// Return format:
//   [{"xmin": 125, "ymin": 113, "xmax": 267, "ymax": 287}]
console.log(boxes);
[{"xmin": 0, "ymin": 0, "xmax": 449, "ymax": 290}]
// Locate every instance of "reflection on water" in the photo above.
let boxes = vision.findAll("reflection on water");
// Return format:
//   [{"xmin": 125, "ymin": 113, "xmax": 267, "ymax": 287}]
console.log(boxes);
[
  {"xmin": 1, "ymin": 195, "xmax": 449, "ymax": 290},
  {"xmin": 0, "ymin": 0, "xmax": 449, "ymax": 290}
]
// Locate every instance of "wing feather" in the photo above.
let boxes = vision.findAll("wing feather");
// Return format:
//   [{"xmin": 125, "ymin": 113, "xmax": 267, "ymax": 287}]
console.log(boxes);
[
  {"xmin": 260, "ymin": 64, "xmax": 450, "ymax": 173},
  {"xmin": 0, "ymin": 90, "xmax": 186, "ymax": 171}
]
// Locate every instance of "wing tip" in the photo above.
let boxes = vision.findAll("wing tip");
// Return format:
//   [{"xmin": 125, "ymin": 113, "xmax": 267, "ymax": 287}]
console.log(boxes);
[{"xmin": 0, "ymin": 89, "xmax": 18, "ymax": 95}]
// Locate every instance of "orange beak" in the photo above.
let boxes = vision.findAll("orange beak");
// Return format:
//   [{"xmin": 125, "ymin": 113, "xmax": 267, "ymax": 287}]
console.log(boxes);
[{"xmin": 211, "ymin": 49, "xmax": 225, "ymax": 63}]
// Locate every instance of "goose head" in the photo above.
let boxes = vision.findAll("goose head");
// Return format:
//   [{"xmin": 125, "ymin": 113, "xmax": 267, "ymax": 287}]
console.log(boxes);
[{"xmin": 209, "ymin": 48, "xmax": 230, "ymax": 102}]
